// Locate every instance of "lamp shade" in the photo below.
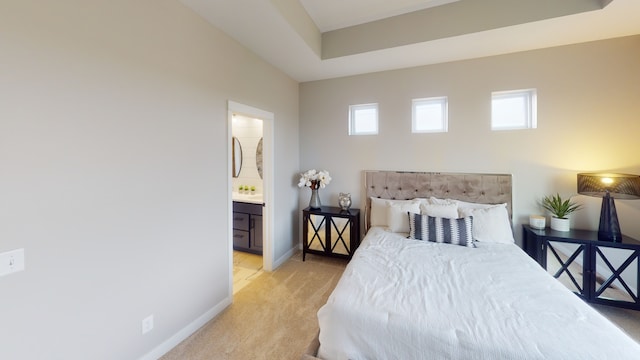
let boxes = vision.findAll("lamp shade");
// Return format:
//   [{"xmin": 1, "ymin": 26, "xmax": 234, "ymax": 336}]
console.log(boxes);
[
  {"xmin": 577, "ymin": 173, "xmax": 640, "ymax": 199},
  {"xmin": 577, "ymin": 173, "xmax": 640, "ymax": 242}
]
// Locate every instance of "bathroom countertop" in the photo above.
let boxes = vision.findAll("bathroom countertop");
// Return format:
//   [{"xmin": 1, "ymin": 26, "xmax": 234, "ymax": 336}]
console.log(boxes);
[{"xmin": 232, "ymin": 192, "xmax": 264, "ymax": 205}]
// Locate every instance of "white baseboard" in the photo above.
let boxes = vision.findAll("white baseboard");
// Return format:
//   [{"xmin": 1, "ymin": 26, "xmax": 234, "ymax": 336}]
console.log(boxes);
[
  {"xmin": 139, "ymin": 246, "xmax": 297, "ymax": 359},
  {"xmin": 273, "ymin": 246, "xmax": 296, "ymax": 269},
  {"xmin": 139, "ymin": 296, "xmax": 232, "ymax": 360}
]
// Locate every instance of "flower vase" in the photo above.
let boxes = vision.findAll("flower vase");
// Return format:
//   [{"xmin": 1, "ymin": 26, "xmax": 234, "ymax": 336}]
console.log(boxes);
[{"xmin": 309, "ymin": 188, "xmax": 321, "ymax": 209}]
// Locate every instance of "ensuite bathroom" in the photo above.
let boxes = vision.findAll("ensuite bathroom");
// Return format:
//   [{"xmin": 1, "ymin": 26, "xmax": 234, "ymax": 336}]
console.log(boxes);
[{"xmin": 231, "ymin": 114, "xmax": 264, "ymax": 293}]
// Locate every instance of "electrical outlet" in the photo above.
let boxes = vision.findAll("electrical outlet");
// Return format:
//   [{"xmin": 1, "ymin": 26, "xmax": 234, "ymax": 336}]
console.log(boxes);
[
  {"xmin": 0, "ymin": 248, "xmax": 25, "ymax": 277},
  {"xmin": 142, "ymin": 314, "xmax": 154, "ymax": 334}
]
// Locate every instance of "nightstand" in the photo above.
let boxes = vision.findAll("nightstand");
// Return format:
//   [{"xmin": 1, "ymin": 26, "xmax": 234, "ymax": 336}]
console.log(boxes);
[
  {"xmin": 523, "ymin": 225, "xmax": 640, "ymax": 310},
  {"xmin": 302, "ymin": 206, "xmax": 360, "ymax": 261}
]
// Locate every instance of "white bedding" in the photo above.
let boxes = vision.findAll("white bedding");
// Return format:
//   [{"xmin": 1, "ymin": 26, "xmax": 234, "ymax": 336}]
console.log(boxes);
[{"xmin": 317, "ymin": 227, "xmax": 640, "ymax": 360}]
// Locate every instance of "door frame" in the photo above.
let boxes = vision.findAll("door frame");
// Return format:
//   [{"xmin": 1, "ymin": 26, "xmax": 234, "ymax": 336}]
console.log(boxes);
[{"xmin": 227, "ymin": 101, "xmax": 274, "ymax": 295}]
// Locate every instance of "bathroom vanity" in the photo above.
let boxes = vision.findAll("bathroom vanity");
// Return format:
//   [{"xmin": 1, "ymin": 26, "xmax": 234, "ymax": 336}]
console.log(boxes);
[{"xmin": 232, "ymin": 196, "xmax": 263, "ymax": 255}]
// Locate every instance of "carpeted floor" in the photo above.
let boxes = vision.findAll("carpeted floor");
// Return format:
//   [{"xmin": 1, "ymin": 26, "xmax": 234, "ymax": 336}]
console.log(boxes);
[
  {"xmin": 161, "ymin": 251, "xmax": 640, "ymax": 360},
  {"xmin": 160, "ymin": 252, "xmax": 347, "ymax": 360},
  {"xmin": 592, "ymin": 303, "xmax": 640, "ymax": 341}
]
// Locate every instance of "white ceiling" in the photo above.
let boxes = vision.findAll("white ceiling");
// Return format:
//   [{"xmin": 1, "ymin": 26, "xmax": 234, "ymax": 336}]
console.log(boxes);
[{"xmin": 179, "ymin": 0, "xmax": 640, "ymax": 82}]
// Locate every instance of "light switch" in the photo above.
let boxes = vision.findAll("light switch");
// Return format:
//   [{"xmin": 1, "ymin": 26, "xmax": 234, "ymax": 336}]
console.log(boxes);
[{"xmin": 0, "ymin": 248, "xmax": 25, "ymax": 277}]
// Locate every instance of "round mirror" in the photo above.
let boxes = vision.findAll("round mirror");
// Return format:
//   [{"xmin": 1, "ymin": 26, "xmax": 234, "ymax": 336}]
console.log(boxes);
[
  {"xmin": 256, "ymin": 137, "xmax": 263, "ymax": 179},
  {"xmin": 232, "ymin": 137, "xmax": 243, "ymax": 178}
]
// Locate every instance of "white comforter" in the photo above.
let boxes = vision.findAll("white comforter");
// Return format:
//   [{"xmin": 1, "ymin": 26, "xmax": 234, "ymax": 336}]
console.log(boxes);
[{"xmin": 317, "ymin": 227, "xmax": 640, "ymax": 360}]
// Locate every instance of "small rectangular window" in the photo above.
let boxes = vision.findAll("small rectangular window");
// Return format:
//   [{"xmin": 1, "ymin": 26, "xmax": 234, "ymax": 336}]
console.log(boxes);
[
  {"xmin": 349, "ymin": 103, "xmax": 378, "ymax": 135},
  {"xmin": 412, "ymin": 97, "xmax": 448, "ymax": 133},
  {"xmin": 491, "ymin": 89, "xmax": 537, "ymax": 130}
]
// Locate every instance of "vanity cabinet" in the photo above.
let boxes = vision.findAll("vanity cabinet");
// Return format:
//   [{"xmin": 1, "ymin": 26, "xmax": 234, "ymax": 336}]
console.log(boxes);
[{"xmin": 233, "ymin": 201, "xmax": 263, "ymax": 254}]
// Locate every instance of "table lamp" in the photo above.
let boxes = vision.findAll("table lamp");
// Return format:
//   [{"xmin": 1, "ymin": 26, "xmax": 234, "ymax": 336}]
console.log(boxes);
[{"xmin": 577, "ymin": 173, "xmax": 640, "ymax": 242}]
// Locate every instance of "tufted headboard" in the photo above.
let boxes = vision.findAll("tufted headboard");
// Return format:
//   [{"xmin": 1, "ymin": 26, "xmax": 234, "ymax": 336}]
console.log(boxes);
[{"xmin": 364, "ymin": 171, "xmax": 513, "ymax": 230}]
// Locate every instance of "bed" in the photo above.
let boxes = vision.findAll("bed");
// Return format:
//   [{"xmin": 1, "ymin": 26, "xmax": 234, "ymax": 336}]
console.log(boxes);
[{"xmin": 305, "ymin": 171, "xmax": 640, "ymax": 360}]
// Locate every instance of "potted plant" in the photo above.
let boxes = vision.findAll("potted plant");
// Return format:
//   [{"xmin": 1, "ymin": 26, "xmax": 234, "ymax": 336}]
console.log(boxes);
[{"xmin": 541, "ymin": 193, "xmax": 582, "ymax": 231}]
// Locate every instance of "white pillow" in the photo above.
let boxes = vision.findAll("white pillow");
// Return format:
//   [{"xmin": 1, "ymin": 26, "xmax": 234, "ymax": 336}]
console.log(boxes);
[
  {"xmin": 370, "ymin": 198, "xmax": 418, "ymax": 228},
  {"xmin": 420, "ymin": 202, "xmax": 459, "ymax": 219},
  {"xmin": 370, "ymin": 197, "xmax": 389, "ymax": 227},
  {"xmin": 458, "ymin": 204, "xmax": 514, "ymax": 244},
  {"xmin": 429, "ymin": 196, "xmax": 455, "ymax": 205},
  {"xmin": 387, "ymin": 201, "xmax": 421, "ymax": 233},
  {"xmin": 454, "ymin": 199, "xmax": 498, "ymax": 210}
]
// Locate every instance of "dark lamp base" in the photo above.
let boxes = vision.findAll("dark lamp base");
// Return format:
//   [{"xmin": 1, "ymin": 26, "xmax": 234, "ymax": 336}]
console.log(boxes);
[{"xmin": 598, "ymin": 192, "xmax": 622, "ymax": 242}]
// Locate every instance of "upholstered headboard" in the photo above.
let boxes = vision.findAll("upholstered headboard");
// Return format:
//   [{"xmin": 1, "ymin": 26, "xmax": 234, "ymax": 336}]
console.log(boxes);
[{"xmin": 364, "ymin": 171, "xmax": 513, "ymax": 230}]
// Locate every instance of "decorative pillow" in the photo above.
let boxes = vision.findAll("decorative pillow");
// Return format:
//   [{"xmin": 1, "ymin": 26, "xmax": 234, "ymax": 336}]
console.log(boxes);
[
  {"xmin": 369, "ymin": 197, "xmax": 390, "ymax": 227},
  {"xmin": 408, "ymin": 213, "xmax": 474, "ymax": 247},
  {"xmin": 420, "ymin": 202, "xmax": 458, "ymax": 219},
  {"xmin": 429, "ymin": 197, "xmax": 455, "ymax": 205},
  {"xmin": 370, "ymin": 198, "xmax": 419, "ymax": 228},
  {"xmin": 413, "ymin": 197, "xmax": 430, "ymax": 204},
  {"xmin": 458, "ymin": 204, "xmax": 514, "ymax": 244},
  {"xmin": 454, "ymin": 199, "xmax": 499, "ymax": 212},
  {"xmin": 387, "ymin": 201, "xmax": 421, "ymax": 233}
]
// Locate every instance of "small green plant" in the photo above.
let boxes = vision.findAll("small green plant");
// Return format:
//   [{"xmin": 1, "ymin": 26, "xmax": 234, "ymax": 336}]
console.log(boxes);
[{"xmin": 541, "ymin": 193, "xmax": 582, "ymax": 219}]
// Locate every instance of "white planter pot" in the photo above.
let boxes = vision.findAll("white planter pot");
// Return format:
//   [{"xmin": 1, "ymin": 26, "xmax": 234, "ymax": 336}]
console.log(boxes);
[{"xmin": 550, "ymin": 217, "xmax": 570, "ymax": 232}]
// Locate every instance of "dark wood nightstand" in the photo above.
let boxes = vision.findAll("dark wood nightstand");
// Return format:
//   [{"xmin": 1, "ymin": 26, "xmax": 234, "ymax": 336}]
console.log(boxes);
[
  {"xmin": 523, "ymin": 224, "xmax": 640, "ymax": 310},
  {"xmin": 302, "ymin": 206, "xmax": 360, "ymax": 261}
]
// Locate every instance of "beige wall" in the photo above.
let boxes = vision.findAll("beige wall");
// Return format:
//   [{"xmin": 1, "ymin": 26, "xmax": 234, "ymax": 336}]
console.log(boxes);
[
  {"xmin": 300, "ymin": 35, "xmax": 640, "ymax": 244},
  {"xmin": 0, "ymin": 0, "xmax": 298, "ymax": 359}
]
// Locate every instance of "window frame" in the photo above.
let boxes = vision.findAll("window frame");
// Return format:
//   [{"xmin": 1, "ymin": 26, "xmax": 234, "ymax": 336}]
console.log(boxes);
[
  {"xmin": 411, "ymin": 96, "xmax": 448, "ymax": 133},
  {"xmin": 491, "ymin": 89, "xmax": 537, "ymax": 131},
  {"xmin": 348, "ymin": 103, "xmax": 379, "ymax": 136}
]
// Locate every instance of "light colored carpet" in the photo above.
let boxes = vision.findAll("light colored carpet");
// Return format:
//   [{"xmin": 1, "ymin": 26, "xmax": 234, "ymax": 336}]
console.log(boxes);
[
  {"xmin": 161, "ymin": 252, "xmax": 347, "ymax": 360},
  {"xmin": 593, "ymin": 303, "xmax": 640, "ymax": 341},
  {"xmin": 161, "ymin": 251, "xmax": 640, "ymax": 360}
]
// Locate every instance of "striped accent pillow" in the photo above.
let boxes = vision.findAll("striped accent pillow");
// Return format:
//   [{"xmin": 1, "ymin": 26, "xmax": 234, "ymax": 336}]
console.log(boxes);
[{"xmin": 408, "ymin": 213, "xmax": 474, "ymax": 247}]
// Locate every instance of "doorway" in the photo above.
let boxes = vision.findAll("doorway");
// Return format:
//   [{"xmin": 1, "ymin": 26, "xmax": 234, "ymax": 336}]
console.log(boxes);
[{"xmin": 227, "ymin": 101, "xmax": 274, "ymax": 296}]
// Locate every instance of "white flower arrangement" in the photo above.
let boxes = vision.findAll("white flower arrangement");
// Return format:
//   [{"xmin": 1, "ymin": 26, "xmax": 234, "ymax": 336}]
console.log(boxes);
[{"xmin": 298, "ymin": 169, "xmax": 332, "ymax": 190}]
